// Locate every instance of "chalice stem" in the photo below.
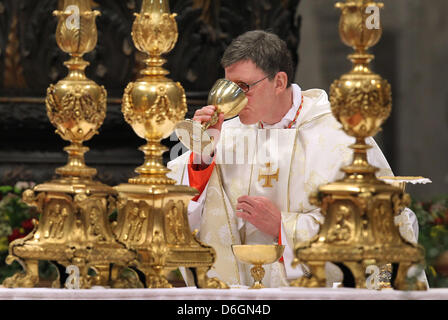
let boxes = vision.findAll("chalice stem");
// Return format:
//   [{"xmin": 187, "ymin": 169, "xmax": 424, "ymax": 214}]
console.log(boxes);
[
  {"xmin": 203, "ymin": 110, "xmax": 219, "ymax": 130},
  {"xmin": 250, "ymin": 264, "xmax": 265, "ymax": 289}
]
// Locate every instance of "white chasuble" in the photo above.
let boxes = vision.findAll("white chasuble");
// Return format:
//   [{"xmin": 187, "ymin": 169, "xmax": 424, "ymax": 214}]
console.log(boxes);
[{"xmin": 167, "ymin": 85, "xmax": 421, "ymax": 287}]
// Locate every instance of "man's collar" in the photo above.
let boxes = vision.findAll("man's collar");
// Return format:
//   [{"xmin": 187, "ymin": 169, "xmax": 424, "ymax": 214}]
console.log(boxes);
[{"xmin": 259, "ymin": 84, "xmax": 302, "ymax": 129}]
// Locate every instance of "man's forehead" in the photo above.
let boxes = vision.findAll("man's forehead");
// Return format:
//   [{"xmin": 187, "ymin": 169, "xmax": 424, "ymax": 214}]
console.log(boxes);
[{"xmin": 224, "ymin": 60, "xmax": 265, "ymax": 80}]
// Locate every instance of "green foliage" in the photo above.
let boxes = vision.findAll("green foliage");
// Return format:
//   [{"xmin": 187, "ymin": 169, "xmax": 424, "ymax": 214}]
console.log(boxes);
[
  {"xmin": 0, "ymin": 183, "xmax": 38, "ymax": 283},
  {"xmin": 412, "ymin": 195, "xmax": 448, "ymax": 288}
]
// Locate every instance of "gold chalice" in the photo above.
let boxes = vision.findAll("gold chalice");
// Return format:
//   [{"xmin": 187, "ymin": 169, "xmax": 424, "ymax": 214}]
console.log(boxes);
[
  {"xmin": 174, "ymin": 78, "xmax": 248, "ymax": 155},
  {"xmin": 232, "ymin": 244, "xmax": 284, "ymax": 289}
]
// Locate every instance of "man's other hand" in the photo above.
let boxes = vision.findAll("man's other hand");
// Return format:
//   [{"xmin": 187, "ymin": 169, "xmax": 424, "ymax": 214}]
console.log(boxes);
[{"xmin": 236, "ymin": 195, "xmax": 281, "ymax": 238}]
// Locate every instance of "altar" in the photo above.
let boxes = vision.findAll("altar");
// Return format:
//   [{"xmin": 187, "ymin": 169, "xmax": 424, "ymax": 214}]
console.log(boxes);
[{"xmin": 0, "ymin": 287, "xmax": 447, "ymax": 300}]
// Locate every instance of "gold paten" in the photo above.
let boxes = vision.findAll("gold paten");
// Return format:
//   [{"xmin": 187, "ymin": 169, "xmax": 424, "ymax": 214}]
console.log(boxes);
[
  {"xmin": 291, "ymin": 0, "xmax": 427, "ymax": 290},
  {"xmin": 174, "ymin": 78, "xmax": 248, "ymax": 155},
  {"xmin": 232, "ymin": 245, "xmax": 284, "ymax": 289},
  {"xmin": 2, "ymin": 0, "xmax": 135, "ymax": 289},
  {"xmin": 114, "ymin": 0, "xmax": 228, "ymax": 289}
]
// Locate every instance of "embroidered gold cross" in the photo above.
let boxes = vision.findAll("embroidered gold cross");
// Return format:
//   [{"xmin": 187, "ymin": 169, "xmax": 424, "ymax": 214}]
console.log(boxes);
[{"xmin": 258, "ymin": 162, "xmax": 279, "ymax": 188}]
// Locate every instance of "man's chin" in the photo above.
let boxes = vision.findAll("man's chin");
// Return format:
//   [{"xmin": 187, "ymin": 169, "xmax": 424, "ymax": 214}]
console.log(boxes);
[{"xmin": 239, "ymin": 116, "xmax": 258, "ymax": 125}]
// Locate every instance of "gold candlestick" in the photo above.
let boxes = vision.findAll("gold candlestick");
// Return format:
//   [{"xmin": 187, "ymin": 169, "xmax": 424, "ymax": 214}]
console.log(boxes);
[
  {"xmin": 2, "ymin": 0, "xmax": 135, "ymax": 289},
  {"xmin": 49, "ymin": 1, "xmax": 103, "ymax": 179},
  {"xmin": 291, "ymin": 0, "xmax": 427, "ymax": 291},
  {"xmin": 113, "ymin": 0, "xmax": 228, "ymax": 289}
]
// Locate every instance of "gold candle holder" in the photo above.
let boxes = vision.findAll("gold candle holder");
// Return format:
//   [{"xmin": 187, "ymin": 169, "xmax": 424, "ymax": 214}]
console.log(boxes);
[
  {"xmin": 113, "ymin": 0, "xmax": 228, "ymax": 289},
  {"xmin": 291, "ymin": 0, "xmax": 427, "ymax": 291},
  {"xmin": 2, "ymin": 0, "xmax": 136, "ymax": 289}
]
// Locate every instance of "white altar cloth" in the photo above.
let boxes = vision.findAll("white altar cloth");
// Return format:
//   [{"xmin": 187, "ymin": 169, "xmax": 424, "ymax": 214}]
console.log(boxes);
[{"xmin": 0, "ymin": 286, "xmax": 447, "ymax": 300}]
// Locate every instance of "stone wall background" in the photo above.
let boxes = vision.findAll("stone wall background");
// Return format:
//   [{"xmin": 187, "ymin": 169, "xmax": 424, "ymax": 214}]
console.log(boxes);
[{"xmin": 295, "ymin": 0, "xmax": 448, "ymax": 201}]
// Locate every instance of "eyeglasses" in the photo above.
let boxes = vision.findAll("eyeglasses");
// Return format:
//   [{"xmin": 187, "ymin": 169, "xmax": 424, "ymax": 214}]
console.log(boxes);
[{"xmin": 235, "ymin": 75, "xmax": 271, "ymax": 93}]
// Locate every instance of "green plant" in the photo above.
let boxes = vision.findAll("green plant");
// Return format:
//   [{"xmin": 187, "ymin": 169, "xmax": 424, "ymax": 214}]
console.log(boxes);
[
  {"xmin": 412, "ymin": 194, "xmax": 448, "ymax": 288},
  {"xmin": 0, "ymin": 183, "xmax": 38, "ymax": 283}
]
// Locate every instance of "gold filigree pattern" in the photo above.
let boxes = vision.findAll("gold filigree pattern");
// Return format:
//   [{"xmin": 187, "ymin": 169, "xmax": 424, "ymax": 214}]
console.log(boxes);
[
  {"xmin": 46, "ymin": 84, "xmax": 107, "ymax": 142},
  {"xmin": 330, "ymin": 79, "xmax": 391, "ymax": 138},
  {"xmin": 132, "ymin": 12, "xmax": 178, "ymax": 56},
  {"xmin": 53, "ymin": 10, "xmax": 100, "ymax": 55},
  {"xmin": 149, "ymin": 230, "xmax": 168, "ymax": 266},
  {"xmin": 121, "ymin": 82, "xmax": 138, "ymax": 124},
  {"xmin": 122, "ymin": 83, "xmax": 184, "ymax": 128},
  {"xmin": 330, "ymin": 80, "xmax": 391, "ymax": 119}
]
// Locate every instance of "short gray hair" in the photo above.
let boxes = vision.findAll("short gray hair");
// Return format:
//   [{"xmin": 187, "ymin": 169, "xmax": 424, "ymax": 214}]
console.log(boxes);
[{"xmin": 221, "ymin": 30, "xmax": 294, "ymax": 87}]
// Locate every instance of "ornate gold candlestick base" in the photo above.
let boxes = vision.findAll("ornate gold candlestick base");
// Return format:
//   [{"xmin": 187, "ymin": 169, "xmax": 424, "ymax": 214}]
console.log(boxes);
[
  {"xmin": 113, "ymin": 183, "xmax": 227, "ymax": 288},
  {"xmin": 3, "ymin": 178, "xmax": 136, "ymax": 289},
  {"xmin": 292, "ymin": 179, "xmax": 426, "ymax": 290}
]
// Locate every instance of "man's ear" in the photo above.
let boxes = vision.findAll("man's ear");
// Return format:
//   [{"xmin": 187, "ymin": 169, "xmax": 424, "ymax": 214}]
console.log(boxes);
[{"xmin": 274, "ymin": 71, "xmax": 288, "ymax": 94}]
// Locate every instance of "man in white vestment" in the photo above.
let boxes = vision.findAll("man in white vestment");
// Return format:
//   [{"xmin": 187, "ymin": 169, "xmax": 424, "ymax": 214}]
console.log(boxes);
[{"xmin": 167, "ymin": 30, "xmax": 424, "ymax": 288}]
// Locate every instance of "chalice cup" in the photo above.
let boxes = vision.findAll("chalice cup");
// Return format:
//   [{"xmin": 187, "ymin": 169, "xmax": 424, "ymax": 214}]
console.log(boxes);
[
  {"xmin": 232, "ymin": 244, "xmax": 285, "ymax": 289},
  {"xmin": 174, "ymin": 79, "xmax": 248, "ymax": 155}
]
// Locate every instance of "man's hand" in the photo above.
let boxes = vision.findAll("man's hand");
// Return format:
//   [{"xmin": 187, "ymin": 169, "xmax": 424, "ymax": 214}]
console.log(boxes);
[
  {"xmin": 236, "ymin": 195, "xmax": 281, "ymax": 238},
  {"xmin": 191, "ymin": 105, "xmax": 224, "ymax": 168},
  {"xmin": 192, "ymin": 105, "xmax": 225, "ymax": 132}
]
